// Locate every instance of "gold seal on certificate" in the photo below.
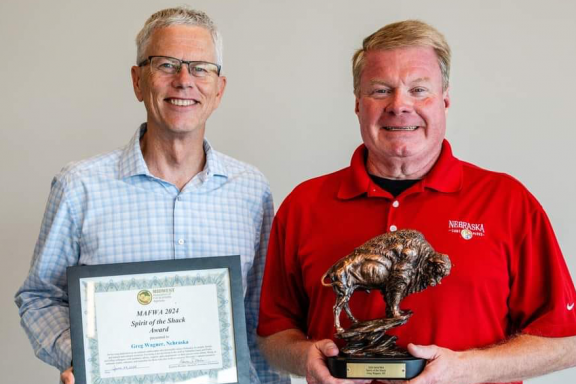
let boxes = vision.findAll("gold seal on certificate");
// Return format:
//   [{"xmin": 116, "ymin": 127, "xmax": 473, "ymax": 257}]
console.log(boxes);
[
  {"xmin": 321, "ymin": 229, "xmax": 452, "ymax": 380},
  {"xmin": 67, "ymin": 256, "xmax": 249, "ymax": 384}
]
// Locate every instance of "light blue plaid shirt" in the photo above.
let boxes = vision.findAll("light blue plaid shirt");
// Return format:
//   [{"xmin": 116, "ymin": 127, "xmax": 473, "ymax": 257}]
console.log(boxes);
[{"xmin": 15, "ymin": 125, "xmax": 289, "ymax": 384}]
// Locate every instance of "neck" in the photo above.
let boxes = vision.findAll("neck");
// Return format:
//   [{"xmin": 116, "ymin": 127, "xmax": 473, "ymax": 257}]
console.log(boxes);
[
  {"xmin": 140, "ymin": 126, "xmax": 206, "ymax": 190},
  {"xmin": 366, "ymin": 147, "xmax": 442, "ymax": 180}
]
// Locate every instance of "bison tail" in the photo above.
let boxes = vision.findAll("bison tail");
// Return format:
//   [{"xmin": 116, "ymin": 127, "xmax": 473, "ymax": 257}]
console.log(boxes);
[{"xmin": 320, "ymin": 270, "xmax": 333, "ymax": 287}]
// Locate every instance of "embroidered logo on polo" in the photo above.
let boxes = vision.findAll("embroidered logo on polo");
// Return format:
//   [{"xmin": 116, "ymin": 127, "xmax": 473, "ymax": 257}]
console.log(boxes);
[
  {"xmin": 568, "ymin": 303, "xmax": 575, "ymax": 311},
  {"xmin": 448, "ymin": 220, "xmax": 485, "ymax": 240}
]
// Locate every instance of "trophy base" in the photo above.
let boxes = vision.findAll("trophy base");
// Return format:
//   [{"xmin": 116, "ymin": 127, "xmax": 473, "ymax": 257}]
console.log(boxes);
[{"xmin": 327, "ymin": 355, "xmax": 425, "ymax": 380}]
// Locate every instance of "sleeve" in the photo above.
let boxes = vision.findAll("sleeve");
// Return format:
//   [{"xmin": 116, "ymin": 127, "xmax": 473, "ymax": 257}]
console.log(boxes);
[
  {"xmin": 508, "ymin": 193, "xmax": 576, "ymax": 337},
  {"xmin": 14, "ymin": 175, "xmax": 81, "ymax": 372},
  {"xmin": 257, "ymin": 197, "xmax": 309, "ymax": 337},
  {"xmin": 244, "ymin": 186, "xmax": 291, "ymax": 384}
]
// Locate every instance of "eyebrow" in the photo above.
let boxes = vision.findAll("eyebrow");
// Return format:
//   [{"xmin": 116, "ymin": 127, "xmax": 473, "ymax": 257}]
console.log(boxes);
[
  {"xmin": 369, "ymin": 77, "xmax": 432, "ymax": 87},
  {"xmin": 369, "ymin": 80, "xmax": 391, "ymax": 87},
  {"xmin": 410, "ymin": 77, "xmax": 432, "ymax": 84}
]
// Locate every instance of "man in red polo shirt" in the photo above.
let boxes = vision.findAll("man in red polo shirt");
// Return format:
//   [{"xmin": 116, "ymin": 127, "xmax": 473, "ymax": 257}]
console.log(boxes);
[{"xmin": 257, "ymin": 20, "xmax": 576, "ymax": 384}]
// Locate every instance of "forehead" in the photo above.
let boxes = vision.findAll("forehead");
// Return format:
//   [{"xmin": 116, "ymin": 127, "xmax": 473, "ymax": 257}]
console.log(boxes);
[
  {"xmin": 146, "ymin": 25, "xmax": 215, "ymax": 61},
  {"xmin": 362, "ymin": 46, "xmax": 442, "ymax": 83}
]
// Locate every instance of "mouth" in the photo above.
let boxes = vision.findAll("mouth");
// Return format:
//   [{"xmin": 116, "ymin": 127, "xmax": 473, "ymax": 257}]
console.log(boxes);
[
  {"xmin": 166, "ymin": 98, "xmax": 198, "ymax": 107},
  {"xmin": 382, "ymin": 126, "xmax": 419, "ymax": 131}
]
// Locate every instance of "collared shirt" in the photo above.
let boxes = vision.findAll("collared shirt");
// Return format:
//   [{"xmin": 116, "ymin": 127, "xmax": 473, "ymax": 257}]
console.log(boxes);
[
  {"xmin": 16, "ymin": 125, "xmax": 289, "ymax": 384},
  {"xmin": 259, "ymin": 140, "xmax": 576, "ymax": 384}
]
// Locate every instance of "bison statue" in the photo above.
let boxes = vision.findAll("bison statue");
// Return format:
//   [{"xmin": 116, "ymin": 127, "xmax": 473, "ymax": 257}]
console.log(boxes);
[{"xmin": 321, "ymin": 229, "xmax": 451, "ymax": 334}]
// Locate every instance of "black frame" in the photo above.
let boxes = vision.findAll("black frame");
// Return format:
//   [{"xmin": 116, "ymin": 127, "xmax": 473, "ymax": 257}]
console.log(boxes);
[
  {"xmin": 138, "ymin": 56, "xmax": 222, "ymax": 76},
  {"xmin": 67, "ymin": 255, "xmax": 249, "ymax": 384}
]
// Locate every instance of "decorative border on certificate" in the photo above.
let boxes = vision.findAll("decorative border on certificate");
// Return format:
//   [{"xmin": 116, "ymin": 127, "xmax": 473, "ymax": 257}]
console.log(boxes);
[{"xmin": 68, "ymin": 256, "xmax": 249, "ymax": 384}]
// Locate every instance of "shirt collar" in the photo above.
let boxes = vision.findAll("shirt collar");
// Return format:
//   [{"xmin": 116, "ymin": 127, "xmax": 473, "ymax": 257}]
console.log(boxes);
[
  {"xmin": 337, "ymin": 139, "xmax": 462, "ymax": 199},
  {"xmin": 421, "ymin": 140, "xmax": 462, "ymax": 193},
  {"xmin": 203, "ymin": 139, "xmax": 228, "ymax": 178},
  {"xmin": 118, "ymin": 124, "xmax": 150, "ymax": 178},
  {"xmin": 118, "ymin": 124, "xmax": 229, "ymax": 179}
]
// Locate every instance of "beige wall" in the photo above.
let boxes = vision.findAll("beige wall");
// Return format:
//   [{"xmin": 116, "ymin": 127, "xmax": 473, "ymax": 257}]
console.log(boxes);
[{"xmin": 1, "ymin": 0, "xmax": 574, "ymax": 383}]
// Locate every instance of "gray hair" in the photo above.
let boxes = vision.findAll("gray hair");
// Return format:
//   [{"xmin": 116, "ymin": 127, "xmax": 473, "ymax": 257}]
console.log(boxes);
[{"xmin": 135, "ymin": 7, "xmax": 223, "ymax": 68}]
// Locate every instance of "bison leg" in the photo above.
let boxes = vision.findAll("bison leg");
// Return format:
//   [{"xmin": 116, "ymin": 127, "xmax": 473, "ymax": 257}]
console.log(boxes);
[
  {"xmin": 333, "ymin": 293, "xmax": 347, "ymax": 333},
  {"xmin": 333, "ymin": 285, "xmax": 357, "ymax": 333},
  {"xmin": 343, "ymin": 289, "xmax": 359, "ymax": 324},
  {"xmin": 383, "ymin": 263, "xmax": 413, "ymax": 318},
  {"xmin": 383, "ymin": 284, "xmax": 408, "ymax": 319}
]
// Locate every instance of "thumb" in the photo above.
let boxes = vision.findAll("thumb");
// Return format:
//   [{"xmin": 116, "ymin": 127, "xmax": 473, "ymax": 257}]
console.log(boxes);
[
  {"xmin": 60, "ymin": 367, "xmax": 75, "ymax": 384},
  {"xmin": 407, "ymin": 343, "xmax": 438, "ymax": 360},
  {"xmin": 316, "ymin": 339, "xmax": 340, "ymax": 357}
]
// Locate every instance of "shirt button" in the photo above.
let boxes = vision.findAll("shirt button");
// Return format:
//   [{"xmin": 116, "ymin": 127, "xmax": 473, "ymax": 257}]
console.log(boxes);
[
  {"xmin": 392, "ymin": 200, "xmax": 400, "ymax": 208},
  {"xmin": 176, "ymin": 196, "xmax": 181, "ymax": 201},
  {"xmin": 390, "ymin": 225, "xmax": 398, "ymax": 232},
  {"xmin": 177, "ymin": 239, "xmax": 185, "ymax": 245}
]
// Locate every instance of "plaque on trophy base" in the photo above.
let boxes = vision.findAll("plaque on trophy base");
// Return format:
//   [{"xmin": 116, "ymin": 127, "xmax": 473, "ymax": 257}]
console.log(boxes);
[{"xmin": 327, "ymin": 356, "xmax": 425, "ymax": 380}]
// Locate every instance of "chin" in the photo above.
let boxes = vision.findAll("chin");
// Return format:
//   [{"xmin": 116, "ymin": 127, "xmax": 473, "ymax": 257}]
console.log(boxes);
[
  {"xmin": 377, "ymin": 142, "xmax": 418, "ymax": 158},
  {"xmin": 165, "ymin": 121, "xmax": 202, "ymax": 134}
]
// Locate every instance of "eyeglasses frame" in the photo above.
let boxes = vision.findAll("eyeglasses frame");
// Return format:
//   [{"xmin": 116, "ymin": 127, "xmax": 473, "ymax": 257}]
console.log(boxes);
[{"xmin": 138, "ymin": 55, "xmax": 222, "ymax": 77}]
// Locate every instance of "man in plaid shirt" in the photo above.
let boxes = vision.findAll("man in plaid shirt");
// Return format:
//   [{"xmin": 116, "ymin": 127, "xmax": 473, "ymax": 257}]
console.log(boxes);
[{"xmin": 15, "ymin": 7, "xmax": 288, "ymax": 384}]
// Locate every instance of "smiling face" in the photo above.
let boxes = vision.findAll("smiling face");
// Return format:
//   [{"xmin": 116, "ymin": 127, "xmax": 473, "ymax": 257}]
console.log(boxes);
[
  {"xmin": 355, "ymin": 46, "xmax": 450, "ymax": 176},
  {"xmin": 131, "ymin": 25, "xmax": 226, "ymax": 138}
]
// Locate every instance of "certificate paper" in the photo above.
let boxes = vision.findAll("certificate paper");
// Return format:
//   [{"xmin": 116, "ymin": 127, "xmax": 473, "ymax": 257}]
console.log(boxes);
[{"xmin": 68, "ymin": 256, "xmax": 249, "ymax": 384}]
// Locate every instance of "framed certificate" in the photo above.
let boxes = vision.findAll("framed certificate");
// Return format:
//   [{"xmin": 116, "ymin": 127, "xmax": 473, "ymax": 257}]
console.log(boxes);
[{"xmin": 67, "ymin": 256, "xmax": 249, "ymax": 384}]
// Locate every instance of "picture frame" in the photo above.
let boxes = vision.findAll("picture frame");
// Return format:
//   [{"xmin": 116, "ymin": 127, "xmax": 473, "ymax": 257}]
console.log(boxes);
[{"xmin": 67, "ymin": 255, "xmax": 249, "ymax": 384}]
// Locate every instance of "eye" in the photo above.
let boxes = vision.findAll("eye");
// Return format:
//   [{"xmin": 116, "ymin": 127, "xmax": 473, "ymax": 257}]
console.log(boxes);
[
  {"xmin": 370, "ymin": 88, "xmax": 391, "ymax": 97},
  {"xmin": 411, "ymin": 87, "xmax": 428, "ymax": 95},
  {"xmin": 159, "ymin": 62, "xmax": 177, "ymax": 70},
  {"xmin": 190, "ymin": 64, "xmax": 209, "ymax": 76},
  {"xmin": 191, "ymin": 65, "xmax": 207, "ymax": 72},
  {"xmin": 154, "ymin": 59, "xmax": 179, "ymax": 74}
]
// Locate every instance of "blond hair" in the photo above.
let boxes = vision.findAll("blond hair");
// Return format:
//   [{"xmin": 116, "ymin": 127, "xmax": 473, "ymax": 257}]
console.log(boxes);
[
  {"xmin": 352, "ymin": 20, "xmax": 450, "ymax": 96},
  {"xmin": 135, "ymin": 7, "xmax": 223, "ymax": 67}
]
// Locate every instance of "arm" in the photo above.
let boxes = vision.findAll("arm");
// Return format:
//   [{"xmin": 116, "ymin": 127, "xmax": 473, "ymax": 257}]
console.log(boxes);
[
  {"xmin": 258, "ymin": 329, "xmax": 370, "ymax": 384},
  {"xmin": 245, "ymin": 187, "xmax": 290, "ymax": 383},
  {"xmin": 14, "ymin": 176, "xmax": 80, "ymax": 372},
  {"xmin": 406, "ymin": 334, "xmax": 576, "ymax": 384},
  {"xmin": 256, "ymin": 195, "xmax": 371, "ymax": 384}
]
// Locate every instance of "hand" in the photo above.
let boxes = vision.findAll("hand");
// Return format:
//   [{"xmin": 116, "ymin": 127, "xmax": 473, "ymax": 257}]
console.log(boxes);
[
  {"xmin": 305, "ymin": 339, "xmax": 371, "ymax": 384},
  {"xmin": 60, "ymin": 366, "xmax": 74, "ymax": 384},
  {"xmin": 401, "ymin": 343, "xmax": 471, "ymax": 384}
]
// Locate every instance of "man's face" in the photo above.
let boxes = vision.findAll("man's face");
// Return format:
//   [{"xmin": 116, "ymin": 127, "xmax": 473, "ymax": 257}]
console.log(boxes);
[
  {"xmin": 131, "ymin": 25, "xmax": 226, "ymax": 137},
  {"xmin": 355, "ymin": 46, "xmax": 450, "ymax": 169}
]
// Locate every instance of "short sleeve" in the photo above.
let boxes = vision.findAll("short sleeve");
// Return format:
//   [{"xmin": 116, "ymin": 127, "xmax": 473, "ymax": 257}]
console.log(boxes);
[{"xmin": 508, "ymin": 195, "xmax": 576, "ymax": 337}]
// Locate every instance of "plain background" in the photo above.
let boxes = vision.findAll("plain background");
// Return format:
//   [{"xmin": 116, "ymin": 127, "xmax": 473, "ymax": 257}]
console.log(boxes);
[{"xmin": 1, "ymin": 0, "xmax": 575, "ymax": 383}]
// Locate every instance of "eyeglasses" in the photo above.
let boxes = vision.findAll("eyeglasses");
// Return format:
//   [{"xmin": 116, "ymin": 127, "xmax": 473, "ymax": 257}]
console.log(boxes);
[{"xmin": 138, "ymin": 56, "xmax": 221, "ymax": 77}]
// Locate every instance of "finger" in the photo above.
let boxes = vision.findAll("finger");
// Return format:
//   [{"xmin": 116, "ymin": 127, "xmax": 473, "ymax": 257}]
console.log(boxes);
[
  {"xmin": 317, "ymin": 339, "xmax": 340, "ymax": 357},
  {"xmin": 60, "ymin": 367, "xmax": 75, "ymax": 384},
  {"xmin": 306, "ymin": 342, "xmax": 337, "ymax": 383},
  {"xmin": 407, "ymin": 343, "xmax": 438, "ymax": 360},
  {"xmin": 307, "ymin": 341, "xmax": 363, "ymax": 384}
]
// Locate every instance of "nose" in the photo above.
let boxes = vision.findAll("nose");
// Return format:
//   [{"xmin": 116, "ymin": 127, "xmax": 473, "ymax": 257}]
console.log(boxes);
[
  {"xmin": 384, "ymin": 90, "xmax": 413, "ymax": 115},
  {"xmin": 171, "ymin": 66, "xmax": 195, "ymax": 89}
]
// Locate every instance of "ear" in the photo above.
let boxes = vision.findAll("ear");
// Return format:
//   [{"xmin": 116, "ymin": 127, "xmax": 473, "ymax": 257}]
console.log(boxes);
[
  {"xmin": 217, "ymin": 75, "xmax": 227, "ymax": 98},
  {"xmin": 212, "ymin": 75, "xmax": 227, "ymax": 109},
  {"xmin": 355, "ymin": 96, "xmax": 360, "ymax": 115},
  {"xmin": 131, "ymin": 66, "xmax": 144, "ymax": 102},
  {"xmin": 443, "ymin": 87, "xmax": 451, "ymax": 113}
]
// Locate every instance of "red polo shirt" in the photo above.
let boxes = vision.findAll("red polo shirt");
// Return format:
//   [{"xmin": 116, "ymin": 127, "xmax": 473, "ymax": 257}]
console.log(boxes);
[{"xmin": 258, "ymin": 141, "xmax": 576, "ymax": 355}]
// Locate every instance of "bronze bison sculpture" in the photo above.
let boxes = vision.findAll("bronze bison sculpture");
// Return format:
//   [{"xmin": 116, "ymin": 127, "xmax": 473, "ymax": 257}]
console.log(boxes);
[{"xmin": 322, "ymin": 229, "xmax": 451, "ymax": 333}]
